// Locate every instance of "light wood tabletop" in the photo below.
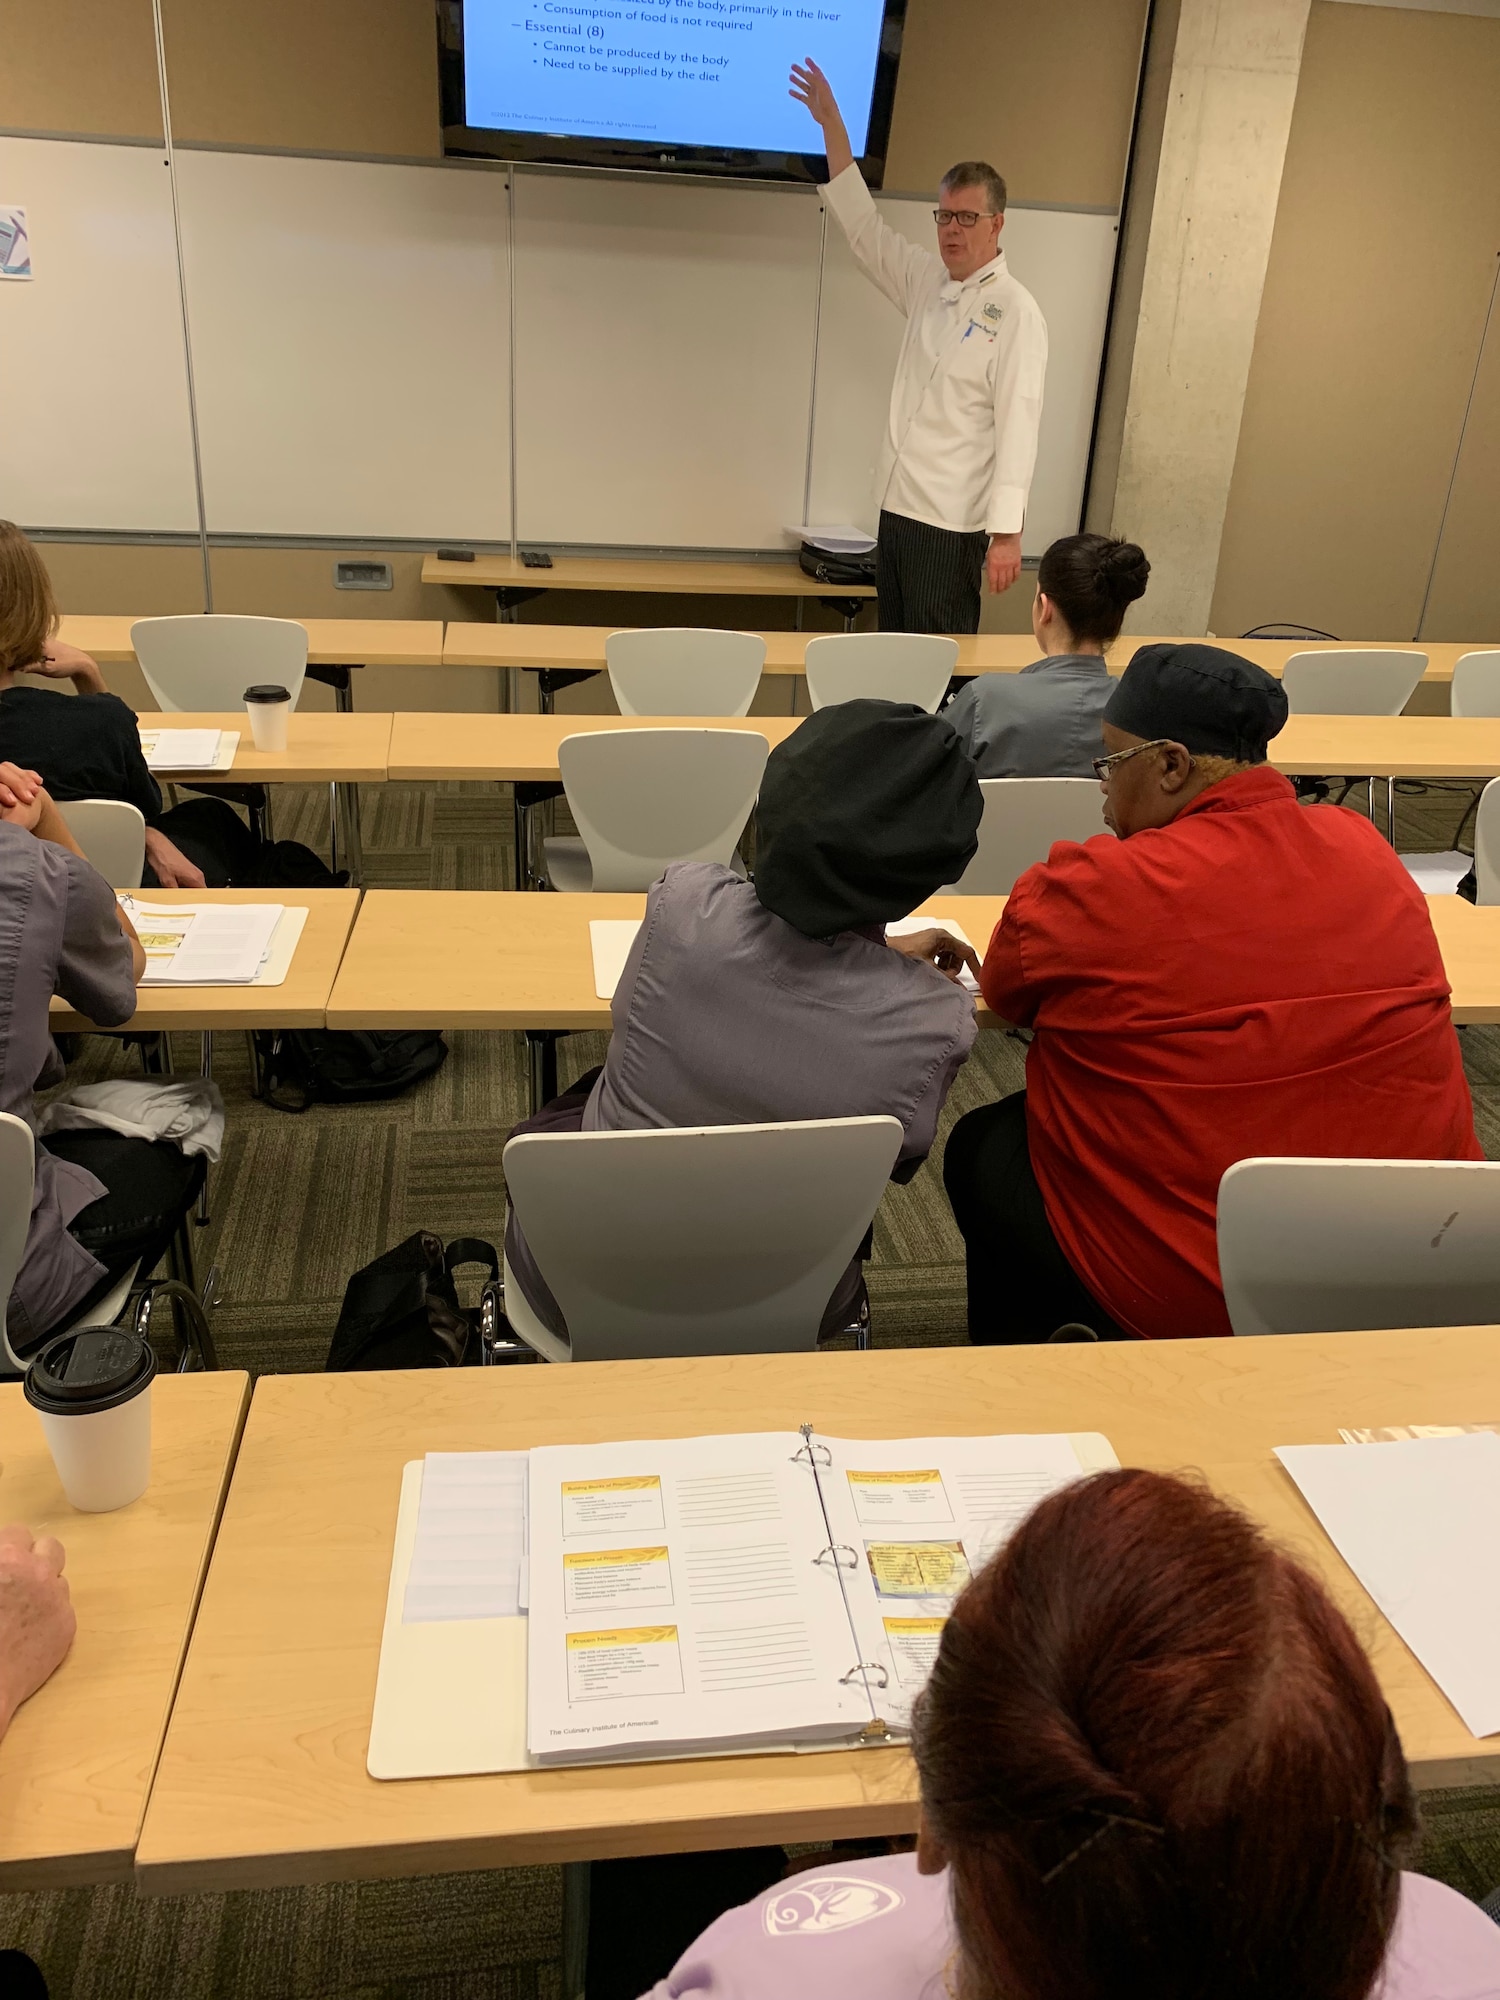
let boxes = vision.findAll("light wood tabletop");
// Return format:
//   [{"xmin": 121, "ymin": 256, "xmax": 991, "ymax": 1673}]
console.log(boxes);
[
  {"xmin": 133, "ymin": 1331, "xmax": 1500, "ymax": 1893},
  {"xmin": 438, "ymin": 625, "xmax": 1478, "ymax": 686},
  {"xmin": 422, "ymin": 554, "xmax": 876, "ymax": 598},
  {"xmin": 325, "ymin": 893, "xmax": 1001, "ymax": 1032},
  {"xmin": 1271, "ymin": 714, "xmax": 1500, "ymax": 777},
  {"xmin": 57, "ymin": 618, "xmax": 445, "ymax": 669},
  {"xmin": 135, "ymin": 710, "xmax": 393, "ymax": 783},
  {"xmin": 324, "ymin": 891, "xmax": 1499, "ymax": 1032},
  {"xmin": 386, "ymin": 713, "xmax": 801, "ymax": 783},
  {"xmin": 0, "ymin": 1370, "xmax": 248, "ymax": 1889},
  {"xmin": 51, "ymin": 888, "xmax": 362, "ymax": 1034}
]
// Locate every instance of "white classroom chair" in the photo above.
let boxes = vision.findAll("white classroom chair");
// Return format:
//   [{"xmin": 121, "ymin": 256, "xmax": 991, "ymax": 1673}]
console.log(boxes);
[
  {"xmin": 543, "ymin": 728, "xmax": 768, "ymax": 893},
  {"xmin": 1280, "ymin": 649, "xmax": 1427, "ymax": 716},
  {"xmin": 943, "ymin": 778, "xmax": 1110, "ymax": 894},
  {"xmin": 57, "ymin": 800, "xmax": 146, "ymax": 889},
  {"xmin": 130, "ymin": 615, "xmax": 309, "ymax": 713},
  {"xmin": 803, "ymin": 633, "xmax": 957, "ymax": 713},
  {"xmin": 1449, "ymin": 651, "xmax": 1500, "ymax": 718},
  {"xmin": 1217, "ymin": 1156, "xmax": 1500, "ymax": 1337},
  {"xmin": 500, "ymin": 1116, "xmax": 904, "ymax": 1362},
  {"xmin": 606, "ymin": 629, "xmax": 766, "ymax": 717},
  {"xmin": 1472, "ymin": 778, "xmax": 1500, "ymax": 905}
]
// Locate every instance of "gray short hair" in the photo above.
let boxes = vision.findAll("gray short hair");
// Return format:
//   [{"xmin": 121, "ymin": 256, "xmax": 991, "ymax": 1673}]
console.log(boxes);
[{"xmin": 941, "ymin": 161, "xmax": 1007, "ymax": 216}]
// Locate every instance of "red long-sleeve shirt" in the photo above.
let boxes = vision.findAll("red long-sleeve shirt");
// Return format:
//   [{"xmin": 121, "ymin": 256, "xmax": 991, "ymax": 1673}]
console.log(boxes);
[{"xmin": 979, "ymin": 767, "xmax": 1482, "ymax": 1339}]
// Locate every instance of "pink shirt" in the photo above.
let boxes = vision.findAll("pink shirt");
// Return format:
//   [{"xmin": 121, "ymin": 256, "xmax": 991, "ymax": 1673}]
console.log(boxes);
[{"xmin": 645, "ymin": 1853, "xmax": 1500, "ymax": 2000}]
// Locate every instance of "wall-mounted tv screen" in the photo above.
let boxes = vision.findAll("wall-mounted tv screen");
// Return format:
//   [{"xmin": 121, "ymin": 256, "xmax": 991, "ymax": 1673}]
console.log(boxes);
[{"xmin": 439, "ymin": 0, "xmax": 907, "ymax": 185}]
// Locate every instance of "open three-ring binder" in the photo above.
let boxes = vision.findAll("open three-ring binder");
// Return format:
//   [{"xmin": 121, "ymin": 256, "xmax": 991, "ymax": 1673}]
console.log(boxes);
[{"xmin": 369, "ymin": 1424, "xmax": 1116, "ymax": 1781}]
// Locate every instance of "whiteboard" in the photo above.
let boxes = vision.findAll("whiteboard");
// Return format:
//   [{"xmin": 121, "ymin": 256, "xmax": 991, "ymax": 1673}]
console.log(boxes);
[
  {"xmin": 174, "ymin": 150, "xmax": 511, "ymax": 540},
  {"xmin": 1, "ymin": 137, "xmax": 1117, "ymax": 554},
  {"xmin": 808, "ymin": 195, "xmax": 1120, "ymax": 558},
  {"xmin": 511, "ymin": 172, "xmax": 822, "ymax": 549},
  {"xmin": 0, "ymin": 136, "xmax": 199, "ymax": 531}
]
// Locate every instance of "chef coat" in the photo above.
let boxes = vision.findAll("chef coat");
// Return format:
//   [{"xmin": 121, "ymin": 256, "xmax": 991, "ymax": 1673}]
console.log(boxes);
[{"xmin": 821, "ymin": 163, "xmax": 1048, "ymax": 537}]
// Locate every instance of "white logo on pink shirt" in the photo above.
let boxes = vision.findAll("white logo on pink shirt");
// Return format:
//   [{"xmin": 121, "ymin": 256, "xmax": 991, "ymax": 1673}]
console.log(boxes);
[{"xmin": 764, "ymin": 1875, "xmax": 905, "ymax": 1936}]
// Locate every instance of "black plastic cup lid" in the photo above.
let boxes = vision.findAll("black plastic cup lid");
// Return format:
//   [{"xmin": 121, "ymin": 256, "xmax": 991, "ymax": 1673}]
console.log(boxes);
[
  {"xmin": 243, "ymin": 683, "xmax": 291, "ymax": 703},
  {"xmin": 24, "ymin": 1328, "xmax": 156, "ymax": 1416}
]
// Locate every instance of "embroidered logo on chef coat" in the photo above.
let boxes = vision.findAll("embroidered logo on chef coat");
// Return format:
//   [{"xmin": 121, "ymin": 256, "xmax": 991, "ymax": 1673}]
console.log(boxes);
[
  {"xmin": 763, "ymin": 1874, "xmax": 905, "ymax": 1935},
  {"xmin": 981, "ymin": 300, "xmax": 1003, "ymax": 323}
]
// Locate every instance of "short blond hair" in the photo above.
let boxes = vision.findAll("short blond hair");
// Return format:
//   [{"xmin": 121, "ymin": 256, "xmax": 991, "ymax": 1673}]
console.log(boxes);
[{"xmin": 0, "ymin": 522, "xmax": 56, "ymax": 675}]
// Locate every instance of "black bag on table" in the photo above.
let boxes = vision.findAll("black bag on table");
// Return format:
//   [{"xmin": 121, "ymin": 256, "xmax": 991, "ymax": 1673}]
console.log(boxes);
[
  {"xmin": 252, "ymin": 1028, "xmax": 447, "ymax": 1112},
  {"xmin": 798, "ymin": 540, "xmax": 878, "ymax": 588},
  {"xmin": 326, "ymin": 1233, "xmax": 498, "ymax": 1370}
]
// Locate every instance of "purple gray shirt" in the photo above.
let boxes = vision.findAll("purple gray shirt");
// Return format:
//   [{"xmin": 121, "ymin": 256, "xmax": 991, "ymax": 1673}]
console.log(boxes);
[
  {"xmin": 644, "ymin": 1852, "xmax": 1500, "ymax": 2000},
  {"xmin": 1, "ymin": 823, "xmax": 138, "ymax": 1349}
]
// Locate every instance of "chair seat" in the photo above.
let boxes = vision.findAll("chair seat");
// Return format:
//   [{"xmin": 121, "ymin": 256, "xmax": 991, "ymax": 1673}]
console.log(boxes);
[
  {"xmin": 67, "ymin": 1262, "xmax": 142, "ymax": 1333},
  {"xmin": 501, "ymin": 1248, "xmax": 572, "ymax": 1363},
  {"xmin": 542, "ymin": 835, "xmax": 749, "ymax": 893}
]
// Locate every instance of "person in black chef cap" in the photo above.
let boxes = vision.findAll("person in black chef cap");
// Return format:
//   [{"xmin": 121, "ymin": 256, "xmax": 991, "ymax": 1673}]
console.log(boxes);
[
  {"xmin": 503, "ymin": 699, "xmax": 985, "ymax": 1347},
  {"xmin": 946, "ymin": 642, "xmax": 1480, "ymax": 1347}
]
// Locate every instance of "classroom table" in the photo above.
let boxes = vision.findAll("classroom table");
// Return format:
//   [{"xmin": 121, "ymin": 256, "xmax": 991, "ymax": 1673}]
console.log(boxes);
[
  {"xmin": 133, "ymin": 1329, "xmax": 1500, "ymax": 1896},
  {"xmin": 50, "ymin": 887, "xmax": 362, "ymax": 1036},
  {"xmin": 56, "ymin": 617, "xmax": 445, "ymax": 712},
  {"xmin": 0, "ymin": 1369, "xmax": 248, "ymax": 1889},
  {"xmin": 422, "ymin": 552, "xmax": 875, "ymax": 606},
  {"xmin": 325, "ymin": 891, "xmax": 1500, "ymax": 1110},
  {"xmin": 136, "ymin": 709, "xmax": 393, "ymax": 785}
]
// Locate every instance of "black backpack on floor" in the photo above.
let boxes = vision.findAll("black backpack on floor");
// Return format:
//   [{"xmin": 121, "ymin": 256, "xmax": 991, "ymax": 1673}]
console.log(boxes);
[
  {"xmin": 326, "ymin": 1232, "xmax": 497, "ymax": 1369},
  {"xmin": 254, "ymin": 1028, "xmax": 447, "ymax": 1112}
]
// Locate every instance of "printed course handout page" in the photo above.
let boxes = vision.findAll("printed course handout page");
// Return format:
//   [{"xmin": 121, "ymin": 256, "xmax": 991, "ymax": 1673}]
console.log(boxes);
[
  {"xmin": 526, "ymin": 1434, "xmax": 873, "ymax": 1762},
  {"xmin": 818, "ymin": 1434, "xmax": 1093, "ymax": 1727}
]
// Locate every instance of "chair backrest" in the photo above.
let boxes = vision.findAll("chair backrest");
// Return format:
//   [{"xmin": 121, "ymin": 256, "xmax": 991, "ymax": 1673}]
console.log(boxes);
[
  {"xmin": 945, "ymin": 778, "xmax": 1110, "ymax": 893},
  {"xmin": 1217, "ymin": 1156, "xmax": 1500, "ymax": 1336},
  {"xmin": 130, "ymin": 615, "xmax": 308, "ymax": 713},
  {"xmin": 57, "ymin": 800, "xmax": 147, "ymax": 889},
  {"xmin": 1449, "ymin": 650, "xmax": 1500, "ymax": 719},
  {"xmin": 1473, "ymin": 777, "xmax": 1500, "ymax": 905},
  {"xmin": 1280, "ymin": 649, "xmax": 1427, "ymax": 716},
  {"xmin": 557, "ymin": 728, "xmax": 768, "ymax": 891},
  {"xmin": 803, "ymin": 633, "xmax": 958, "ymax": 713},
  {"xmin": 606, "ymin": 629, "xmax": 766, "ymax": 717},
  {"xmin": 503, "ymin": 1116, "xmax": 904, "ymax": 1360},
  {"xmin": 0, "ymin": 1113, "xmax": 37, "ymax": 1372}
]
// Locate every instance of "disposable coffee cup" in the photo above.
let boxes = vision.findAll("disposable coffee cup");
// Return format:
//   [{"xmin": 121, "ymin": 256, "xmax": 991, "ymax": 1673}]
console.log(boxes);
[
  {"xmin": 244, "ymin": 682, "xmax": 292, "ymax": 753},
  {"xmin": 24, "ymin": 1328, "xmax": 156, "ymax": 1513}
]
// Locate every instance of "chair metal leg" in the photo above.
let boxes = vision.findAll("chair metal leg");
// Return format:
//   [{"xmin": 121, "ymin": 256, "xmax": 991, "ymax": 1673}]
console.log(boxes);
[
  {"xmin": 328, "ymin": 781, "xmax": 340, "ymax": 876},
  {"xmin": 1387, "ymin": 775, "xmax": 1397, "ymax": 846},
  {"xmin": 526, "ymin": 1030, "xmax": 559, "ymax": 1114},
  {"xmin": 340, "ymin": 782, "xmax": 365, "ymax": 884},
  {"xmin": 196, "ymin": 1031, "xmax": 213, "ymax": 1227},
  {"xmin": 135, "ymin": 1276, "xmax": 219, "ymax": 1371},
  {"xmin": 561, "ymin": 1860, "xmax": 591, "ymax": 2000},
  {"xmin": 1367, "ymin": 775, "xmax": 1375, "ymax": 825},
  {"xmin": 513, "ymin": 793, "xmax": 531, "ymax": 891}
]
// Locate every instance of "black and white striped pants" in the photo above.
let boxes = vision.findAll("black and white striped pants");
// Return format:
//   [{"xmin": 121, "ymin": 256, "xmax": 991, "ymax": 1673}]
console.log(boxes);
[{"xmin": 875, "ymin": 508, "xmax": 988, "ymax": 634}]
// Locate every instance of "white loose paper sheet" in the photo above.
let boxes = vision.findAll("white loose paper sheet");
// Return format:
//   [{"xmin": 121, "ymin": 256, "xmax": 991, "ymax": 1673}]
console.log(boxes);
[
  {"xmin": 589, "ymin": 915, "xmax": 980, "ymax": 1002},
  {"xmin": 139, "ymin": 728, "xmax": 239, "ymax": 772},
  {"xmin": 1277, "ymin": 1432, "xmax": 1500, "ymax": 1738},
  {"xmin": 403, "ymin": 1450, "xmax": 528, "ymax": 1624}
]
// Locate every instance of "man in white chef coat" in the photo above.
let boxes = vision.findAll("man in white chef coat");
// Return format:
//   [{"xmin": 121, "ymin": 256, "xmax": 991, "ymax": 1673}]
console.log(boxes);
[{"xmin": 791, "ymin": 58, "xmax": 1048, "ymax": 634}]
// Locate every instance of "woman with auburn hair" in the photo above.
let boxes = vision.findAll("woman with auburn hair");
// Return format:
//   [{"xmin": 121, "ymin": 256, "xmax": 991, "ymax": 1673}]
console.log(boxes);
[{"xmin": 643, "ymin": 1470, "xmax": 1500, "ymax": 2000}]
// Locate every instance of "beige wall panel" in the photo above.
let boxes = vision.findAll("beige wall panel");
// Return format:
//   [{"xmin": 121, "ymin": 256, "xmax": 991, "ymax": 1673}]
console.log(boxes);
[
  {"xmin": 0, "ymin": 1, "xmax": 160, "ymax": 139},
  {"xmin": 885, "ymin": 0, "xmax": 1148, "ymax": 206},
  {"xmin": 1416, "ymin": 284, "xmax": 1500, "ymax": 642},
  {"xmin": 159, "ymin": 0, "xmax": 439, "ymax": 156},
  {"xmin": 1211, "ymin": 2, "xmax": 1500, "ymax": 640}
]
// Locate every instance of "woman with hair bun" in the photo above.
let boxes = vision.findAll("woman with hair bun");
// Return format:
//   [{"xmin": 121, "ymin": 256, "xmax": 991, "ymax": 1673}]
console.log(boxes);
[
  {"xmin": 642, "ymin": 1469, "xmax": 1500, "ymax": 2000},
  {"xmin": 946, "ymin": 532, "xmax": 1150, "ymax": 777}
]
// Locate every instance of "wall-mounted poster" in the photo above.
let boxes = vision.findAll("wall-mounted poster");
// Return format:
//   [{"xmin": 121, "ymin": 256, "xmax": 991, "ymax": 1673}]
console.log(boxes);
[{"xmin": 0, "ymin": 207, "xmax": 32, "ymax": 279}]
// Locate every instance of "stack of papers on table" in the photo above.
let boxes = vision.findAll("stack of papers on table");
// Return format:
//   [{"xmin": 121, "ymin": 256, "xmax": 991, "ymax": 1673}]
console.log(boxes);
[
  {"xmin": 122, "ymin": 898, "xmax": 291, "ymax": 985},
  {"xmin": 1277, "ymin": 1432, "xmax": 1500, "ymax": 1738},
  {"xmin": 588, "ymin": 915, "xmax": 980, "ymax": 1002},
  {"xmin": 139, "ymin": 728, "xmax": 238, "ymax": 772}
]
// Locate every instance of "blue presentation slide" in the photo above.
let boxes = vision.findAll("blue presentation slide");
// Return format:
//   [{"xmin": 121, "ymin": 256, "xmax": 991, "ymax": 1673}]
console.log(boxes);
[{"xmin": 463, "ymin": 0, "xmax": 886, "ymax": 154}]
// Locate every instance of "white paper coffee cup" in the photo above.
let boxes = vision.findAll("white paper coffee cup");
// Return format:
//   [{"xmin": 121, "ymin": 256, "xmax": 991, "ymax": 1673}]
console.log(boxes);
[
  {"xmin": 25, "ymin": 1328, "xmax": 156, "ymax": 1513},
  {"xmin": 244, "ymin": 682, "xmax": 292, "ymax": 753}
]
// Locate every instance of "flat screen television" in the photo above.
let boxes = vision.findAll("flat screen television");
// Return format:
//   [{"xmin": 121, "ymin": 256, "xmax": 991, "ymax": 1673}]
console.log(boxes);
[{"xmin": 438, "ymin": 0, "xmax": 908, "ymax": 186}]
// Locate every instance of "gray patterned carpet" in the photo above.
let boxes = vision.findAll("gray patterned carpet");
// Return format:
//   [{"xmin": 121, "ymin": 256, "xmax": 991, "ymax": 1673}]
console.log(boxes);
[{"xmin": 7, "ymin": 774, "xmax": 1499, "ymax": 1996}]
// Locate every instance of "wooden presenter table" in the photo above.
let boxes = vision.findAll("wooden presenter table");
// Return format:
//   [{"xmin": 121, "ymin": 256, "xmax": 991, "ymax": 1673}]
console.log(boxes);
[
  {"xmin": 0, "ymin": 1371, "xmax": 248, "ymax": 1888},
  {"xmin": 422, "ymin": 552, "xmax": 875, "ymax": 604},
  {"xmin": 134, "ymin": 1331, "xmax": 1500, "ymax": 1895},
  {"xmin": 51, "ymin": 888, "xmax": 362, "ymax": 1035}
]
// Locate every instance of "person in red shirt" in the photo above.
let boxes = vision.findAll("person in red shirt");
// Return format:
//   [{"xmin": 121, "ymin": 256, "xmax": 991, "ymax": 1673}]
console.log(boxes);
[{"xmin": 944, "ymin": 642, "xmax": 1482, "ymax": 1342}]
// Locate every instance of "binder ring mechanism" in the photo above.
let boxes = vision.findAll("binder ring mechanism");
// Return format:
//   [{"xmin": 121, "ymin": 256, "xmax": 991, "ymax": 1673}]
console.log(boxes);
[
  {"xmin": 840, "ymin": 1660, "xmax": 890, "ymax": 1691},
  {"xmin": 791, "ymin": 1427, "xmax": 832, "ymax": 1469},
  {"xmin": 814, "ymin": 1542, "xmax": 859, "ymax": 1570}
]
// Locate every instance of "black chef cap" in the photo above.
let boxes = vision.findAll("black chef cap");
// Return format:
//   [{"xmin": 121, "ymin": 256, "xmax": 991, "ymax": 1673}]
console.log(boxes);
[
  {"xmin": 1104, "ymin": 642, "xmax": 1289, "ymax": 762},
  {"xmin": 754, "ymin": 700, "xmax": 982, "ymax": 938}
]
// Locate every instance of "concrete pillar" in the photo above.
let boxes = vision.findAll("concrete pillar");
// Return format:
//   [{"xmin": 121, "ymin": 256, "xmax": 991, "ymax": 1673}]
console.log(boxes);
[{"xmin": 1097, "ymin": 0, "xmax": 1313, "ymax": 634}]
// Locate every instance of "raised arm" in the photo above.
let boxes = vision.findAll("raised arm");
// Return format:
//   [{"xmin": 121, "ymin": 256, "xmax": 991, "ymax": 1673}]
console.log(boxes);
[{"xmin": 789, "ymin": 58, "xmax": 934, "ymax": 315}]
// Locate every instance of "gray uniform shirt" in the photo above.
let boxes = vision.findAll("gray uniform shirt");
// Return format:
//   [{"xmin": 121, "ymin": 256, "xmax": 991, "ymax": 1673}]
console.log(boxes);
[
  {"xmin": 506, "ymin": 863, "xmax": 977, "ymax": 1339},
  {"xmin": 945, "ymin": 654, "xmax": 1114, "ymax": 778},
  {"xmin": 1, "ymin": 824, "xmax": 138, "ymax": 1349}
]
